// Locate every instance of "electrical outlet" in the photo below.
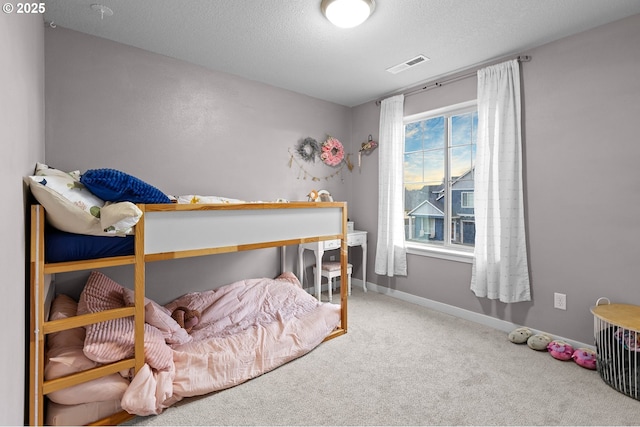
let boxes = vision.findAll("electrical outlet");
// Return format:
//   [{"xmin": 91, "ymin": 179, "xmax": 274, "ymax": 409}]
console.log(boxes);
[{"xmin": 554, "ymin": 292, "xmax": 567, "ymax": 310}]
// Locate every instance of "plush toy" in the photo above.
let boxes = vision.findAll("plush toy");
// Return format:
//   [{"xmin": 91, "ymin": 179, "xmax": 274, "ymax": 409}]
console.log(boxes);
[
  {"xmin": 508, "ymin": 327, "xmax": 533, "ymax": 344},
  {"xmin": 572, "ymin": 348, "xmax": 597, "ymax": 370},
  {"xmin": 171, "ymin": 306, "xmax": 201, "ymax": 333},
  {"xmin": 547, "ymin": 340, "xmax": 574, "ymax": 361},
  {"xmin": 527, "ymin": 333, "xmax": 553, "ymax": 351}
]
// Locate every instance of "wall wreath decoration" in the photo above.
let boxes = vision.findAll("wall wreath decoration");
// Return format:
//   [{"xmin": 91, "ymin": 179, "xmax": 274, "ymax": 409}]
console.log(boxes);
[
  {"xmin": 295, "ymin": 137, "xmax": 320, "ymax": 162},
  {"xmin": 288, "ymin": 134, "xmax": 352, "ymax": 181},
  {"xmin": 321, "ymin": 136, "xmax": 344, "ymax": 166}
]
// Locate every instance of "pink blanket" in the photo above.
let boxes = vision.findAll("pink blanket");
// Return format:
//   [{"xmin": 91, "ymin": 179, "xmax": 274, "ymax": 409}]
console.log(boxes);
[{"xmin": 114, "ymin": 273, "xmax": 341, "ymax": 415}]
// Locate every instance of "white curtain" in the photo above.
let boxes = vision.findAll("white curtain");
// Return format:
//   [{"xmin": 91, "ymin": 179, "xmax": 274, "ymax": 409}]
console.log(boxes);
[
  {"xmin": 471, "ymin": 59, "xmax": 531, "ymax": 303},
  {"xmin": 375, "ymin": 94, "xmax": 407, "ymax": 277}
]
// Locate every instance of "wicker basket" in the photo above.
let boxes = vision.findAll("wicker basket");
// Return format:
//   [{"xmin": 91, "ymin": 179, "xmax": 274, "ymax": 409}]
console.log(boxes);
[{"xmin": 591, "ymin": 298, "xmax": 640, "ymax": 400}]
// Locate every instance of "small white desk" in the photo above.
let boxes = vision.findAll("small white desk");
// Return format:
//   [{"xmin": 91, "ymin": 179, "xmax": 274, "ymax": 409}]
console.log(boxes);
[{"xmin": 298, "ymin": 230, "xmax": 367, "ymax": 300}]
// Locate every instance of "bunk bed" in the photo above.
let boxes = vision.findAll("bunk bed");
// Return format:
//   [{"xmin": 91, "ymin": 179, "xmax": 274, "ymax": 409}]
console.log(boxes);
[{"xmin": 30, "ymin": 201, "xmax": 349, "ymax": 426}]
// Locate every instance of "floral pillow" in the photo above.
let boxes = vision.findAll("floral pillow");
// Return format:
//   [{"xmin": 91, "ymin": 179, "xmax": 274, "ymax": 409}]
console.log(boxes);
[
  {"xmin": 27, "ymin": 163, "xmax": 142, "ymax": 236},
  {"xmin": 31, "ymin": 174, "xmax": 103, "ymax": 217},
  {"xmin": 34, "ymin": 162, "xmax": 81, "ymax": 180},
  {"xmin": 100, "ymin": 202, "xmax": 143, "ymax": 234}
]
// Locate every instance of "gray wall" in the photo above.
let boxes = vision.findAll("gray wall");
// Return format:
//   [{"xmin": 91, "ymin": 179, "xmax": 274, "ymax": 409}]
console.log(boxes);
[
  {"xmin": 350, "ymin": 13, "xmax": 640, "ymax": 345},
  {"xmin": 45, "ymin": 27, "xmax": 353, "ymax": 203},
  {"xmin": 0, "ymin": 10, "xmax": 45, "ymax": 425},
  {"xmin": 45, "ymin": 27, "xmax": 353, "ymax": 302}
]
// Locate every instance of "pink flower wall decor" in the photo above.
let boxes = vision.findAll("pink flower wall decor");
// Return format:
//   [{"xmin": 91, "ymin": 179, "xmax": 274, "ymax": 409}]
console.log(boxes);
[{"xmin": 321, "ymin": 136, "xmax": 344, "ymax": 166}]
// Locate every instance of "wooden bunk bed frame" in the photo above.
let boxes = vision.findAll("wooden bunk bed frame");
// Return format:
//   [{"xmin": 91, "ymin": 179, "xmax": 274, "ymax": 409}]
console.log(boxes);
[{"xmin": 29, "ymin": 201, "xmax": 349, "ymax": 426}]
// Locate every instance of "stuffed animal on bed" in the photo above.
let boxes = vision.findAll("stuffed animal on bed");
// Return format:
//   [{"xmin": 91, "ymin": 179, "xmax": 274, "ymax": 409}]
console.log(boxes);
[
  {"xmin": 508, "ymin": 327, "xmax": 534, "ymax": 344},
  {"xmin": 547, "ymin": 340, "xmax": 574, "ymax": 361},
  {"xmin": 171, "ymin": 306, "xmax": 201, "ymax": 333}
]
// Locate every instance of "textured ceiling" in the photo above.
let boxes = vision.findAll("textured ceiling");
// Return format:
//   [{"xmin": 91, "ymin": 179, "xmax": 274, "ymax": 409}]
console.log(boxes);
[{"xmin": 42, "ymin": 0, "xmax": 640, "ymax": 107}]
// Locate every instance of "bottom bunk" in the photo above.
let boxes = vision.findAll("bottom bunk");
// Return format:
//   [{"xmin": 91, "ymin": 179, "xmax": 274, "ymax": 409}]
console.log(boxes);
[{"xmin": 44, "ymin": 270, "xmax": 341, "ymax": 425}]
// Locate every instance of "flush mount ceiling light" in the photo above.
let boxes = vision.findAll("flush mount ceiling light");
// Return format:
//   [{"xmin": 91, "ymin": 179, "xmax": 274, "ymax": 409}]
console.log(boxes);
[{"xmin": 321, "ymin": 0, "xmax": 375, "ymax": 28}]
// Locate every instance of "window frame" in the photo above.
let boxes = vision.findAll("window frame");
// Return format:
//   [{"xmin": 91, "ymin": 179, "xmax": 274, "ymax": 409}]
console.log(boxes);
[{"xmin": 403, "ymin": 100, "xmax": 477, "ymax": 264}]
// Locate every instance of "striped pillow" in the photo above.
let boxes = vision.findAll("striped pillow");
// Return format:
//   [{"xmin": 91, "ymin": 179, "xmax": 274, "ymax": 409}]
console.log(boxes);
[{"xmin": 77, "ymin": 271, "xmax": 173, "ymax": 371}]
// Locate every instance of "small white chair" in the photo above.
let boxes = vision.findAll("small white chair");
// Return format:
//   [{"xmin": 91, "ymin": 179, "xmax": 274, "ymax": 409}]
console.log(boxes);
[{"xmin": 313, "ymin": 262, "xmax": 352, "ymax": 302}]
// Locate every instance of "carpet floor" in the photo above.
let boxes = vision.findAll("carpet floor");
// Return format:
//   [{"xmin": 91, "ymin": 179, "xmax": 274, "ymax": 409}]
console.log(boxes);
[{"xmin": 124, "ymin": 287, "xmax": 640, "ymax": 426}]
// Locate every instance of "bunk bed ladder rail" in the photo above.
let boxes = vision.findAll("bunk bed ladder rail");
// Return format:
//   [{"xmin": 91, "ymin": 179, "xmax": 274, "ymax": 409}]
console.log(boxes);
[
  {"xmin": 29, "ymin": 205, "xmax": 144, "ymax": 426},
  {"xmin": 29, "ymin": 205, "xmax": 44, "ymax": 426}
]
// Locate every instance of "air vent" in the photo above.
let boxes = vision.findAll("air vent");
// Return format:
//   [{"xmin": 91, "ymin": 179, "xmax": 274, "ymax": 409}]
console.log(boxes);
[{"xmin": 386, "ymin": 55, "xmax": 430, "ymax": 74}]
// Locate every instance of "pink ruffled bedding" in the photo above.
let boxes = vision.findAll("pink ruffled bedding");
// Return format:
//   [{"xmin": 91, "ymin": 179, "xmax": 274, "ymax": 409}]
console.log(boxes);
[{"xmin": 77, "ymin": 271, "xmax": 340, "ymax": 417}]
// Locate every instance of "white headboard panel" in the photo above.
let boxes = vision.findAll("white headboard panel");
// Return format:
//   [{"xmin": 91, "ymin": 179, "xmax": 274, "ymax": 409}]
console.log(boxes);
[{"xmin": 144, "ymin": 204, "xmax": 344, "ymax": 255}]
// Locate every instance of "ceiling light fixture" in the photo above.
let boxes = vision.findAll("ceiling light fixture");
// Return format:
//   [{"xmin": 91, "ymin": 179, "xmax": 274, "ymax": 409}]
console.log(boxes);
[{"xmin": 321, "ymin": 0, "xmax": 375, "ymax": 29}]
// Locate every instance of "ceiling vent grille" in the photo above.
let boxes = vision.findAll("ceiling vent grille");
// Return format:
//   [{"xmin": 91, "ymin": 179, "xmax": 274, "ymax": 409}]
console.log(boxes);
[{"xmin": 386, "ymin": 55, "xmax": 430, "ymax": 74}]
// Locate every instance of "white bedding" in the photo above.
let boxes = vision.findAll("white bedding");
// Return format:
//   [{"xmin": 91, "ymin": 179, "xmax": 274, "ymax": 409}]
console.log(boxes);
[{"xmin": 71, "ymin": 271, "xmax": 340, "ymax": 417}]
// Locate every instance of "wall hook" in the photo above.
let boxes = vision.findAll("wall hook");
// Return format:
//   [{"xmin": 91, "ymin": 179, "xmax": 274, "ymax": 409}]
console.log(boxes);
[{"xmin": 358, "ymin": 134, "xmax": 378, "ymax": 171}]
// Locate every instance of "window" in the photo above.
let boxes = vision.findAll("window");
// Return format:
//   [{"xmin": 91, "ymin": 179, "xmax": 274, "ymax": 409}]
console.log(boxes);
[
  {"xmin": 404, "ymin": 101, "xmax": 477, "ymax": 254},
  {"xmin": 461, "ymin": 192, "xmax": 474, "ymax": 208}
]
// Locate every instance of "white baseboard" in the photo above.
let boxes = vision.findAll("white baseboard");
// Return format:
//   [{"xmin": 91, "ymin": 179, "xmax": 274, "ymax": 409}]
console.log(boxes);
[{"xmin": 351, "ymin": 278, "xmax": 594, "ymax": 351}]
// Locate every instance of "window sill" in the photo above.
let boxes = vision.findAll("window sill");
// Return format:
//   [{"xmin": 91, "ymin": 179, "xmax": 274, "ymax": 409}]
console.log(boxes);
[{"xmin": 406, "ymin": 243, "xmax": 474, "ymax": 264}]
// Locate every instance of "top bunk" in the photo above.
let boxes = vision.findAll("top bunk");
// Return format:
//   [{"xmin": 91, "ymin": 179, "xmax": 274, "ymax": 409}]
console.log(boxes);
[
  {"xmin": 26, "ymin": 163, "xmax": 348, "ymax": 271},
  {"xmin": 34, "ymin": 201, "xmax": 348, "ymax": 273}
]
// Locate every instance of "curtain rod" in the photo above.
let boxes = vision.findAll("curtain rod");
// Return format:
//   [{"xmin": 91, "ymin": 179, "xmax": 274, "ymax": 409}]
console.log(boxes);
[{"xmin": 375, "ymin": 55, "xmax": 532, "ymax": 106}]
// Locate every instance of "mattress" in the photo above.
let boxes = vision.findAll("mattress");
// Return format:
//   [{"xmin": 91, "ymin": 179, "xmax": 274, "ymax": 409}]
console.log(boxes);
[{"xmin": 45, "ymin": 226, "xmax": 134, "ymax": 263}]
